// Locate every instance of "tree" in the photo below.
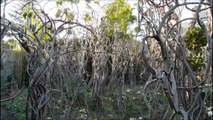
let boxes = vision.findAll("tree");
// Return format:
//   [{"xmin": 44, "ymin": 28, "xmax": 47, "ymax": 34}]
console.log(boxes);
[
  {"xmin": 1, "ymin": 0, "xmax": 212, "ymax": 119},
  {"xmin": 103, "ymin": 0, "xmax": 136, "ymax": 37},
  {"xmin": 138, "ymin": 0, "xmax": 212, "ymax": 119}
]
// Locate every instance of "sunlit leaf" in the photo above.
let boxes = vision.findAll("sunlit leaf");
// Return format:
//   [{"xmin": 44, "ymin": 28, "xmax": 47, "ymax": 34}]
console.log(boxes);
[
  {"xmin": 27, "ymin": 12, "xmax": 33, "ymax": 18},
  {"xmin": 7, "ymin": 40, "xmax": 18, "ymax": 47},
  {"xmin": 56, "ymin": 0, "xmax": 62, "ymax": 5},
  {"xmin": 22, "ymin": 12, "xmax": 27, "ymax": 19},
  {"xmin": 55, "ymin": 9, "xmax": 61, "ymax": 18},
  {"xmin": 84, "ymin": 14, "xmax": 91, "ymax": 22},
  {"xmin": 94, "ymin": 1, "xmax": 99, "ymax": 5},
  {"xmin": 104, "ymin": 0, "xmax": 135, "ymax": 35}
]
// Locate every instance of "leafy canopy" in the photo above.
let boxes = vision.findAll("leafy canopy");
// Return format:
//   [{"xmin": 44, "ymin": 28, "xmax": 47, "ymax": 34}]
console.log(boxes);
[
  {"xmin": 184, "ymin": 27, "xmax": 207, "ymax": 72},
  {"xmin": 104, "ymin": 0, "xmax": 136, "ymax": 35},
  {"xmin": 184, "ymin": 27, "xmax": 207, "ymax": 51},
  {"xmin": 21, "ymin": 4, "xmax": 51, "ymax": 44}
]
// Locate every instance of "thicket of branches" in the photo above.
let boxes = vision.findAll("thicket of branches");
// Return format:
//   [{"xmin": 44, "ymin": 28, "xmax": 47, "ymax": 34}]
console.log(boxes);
[{"xmin": 1, "ymin": 0, "xmax": 212, "ymax": 120}]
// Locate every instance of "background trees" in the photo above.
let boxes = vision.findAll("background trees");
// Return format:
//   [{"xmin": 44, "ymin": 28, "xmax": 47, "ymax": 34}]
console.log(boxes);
[{"xmin": 1, "ymin": 0, "xmax": 212, "ymax": 120}]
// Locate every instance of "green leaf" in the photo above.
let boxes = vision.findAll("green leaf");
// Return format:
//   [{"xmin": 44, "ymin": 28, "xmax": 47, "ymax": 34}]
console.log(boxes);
[
  {"xmin": 103, "ymin": 0, "xmax": 135, "ymax": 35},
  {"xmin": 55, "ymin": 9, "xmax": 61, "ymax": 18},
  {"xmin": 22, "ymin": 12, "xmax": 27, "ymax": 19},
  {"xmin": 84, "ymin": 14, "xmax": 91, "ymax": 22},
  {"xmin": 7, "ymin": 40, "xmax": 18, "ymax": 47},
  {"xmin": 94, "ymin": 1, "xmax": 99, "ymax": 5},
  {"xmin": 27, "ymin": 12, "xmax": 33, "ymax": 18},
  {"xmin": 56, "ymin": 0, "xmax": 62, "ymax": 5},
  {"xmin": 184, "ymin": 27, "xmax": 207, "ymax": 51}
]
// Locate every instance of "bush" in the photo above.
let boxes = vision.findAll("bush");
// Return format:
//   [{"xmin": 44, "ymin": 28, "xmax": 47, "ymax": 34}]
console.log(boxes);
[{"xmin": 184, "ymin": 27, "xmax": 207, "ymax": 51}]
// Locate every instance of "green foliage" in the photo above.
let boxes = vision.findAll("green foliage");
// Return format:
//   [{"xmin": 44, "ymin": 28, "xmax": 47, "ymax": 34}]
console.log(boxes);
[
  {"xmin": 21, "ymin": 4, "xmax": 34, "ymax": 20},
  {"xmin": 21, "ymin": 4, "xmax": 51, "ymax": 45},
  {"xmin": 55, "ymin": 9, "xmax": 61, "ymax": 18},
  {"xmin": 22, "ymin": 12, "xmax": 28, "ymax": 19},
  {"xmin": 101, "ymin": 86, "xmax": 149, "ymax": 119},
  {"xmin": 84, "ymin": 14, "xmax": 91, "ymax": 22},
  {"xmin": 22, "ymin": 11, "xmax": 34, "ymax": 19},
  {"xmin": 94, "ymin": 1, "xmax": 100, "ymax": 5},
  {"xmin": 56, "ymin": 0, "xmax": 62, "ymax": 6},
  {"xmin": 184, "ymin": 27, "xmax": 207, "ymax": 71},
  {"xmin": 184, "ymin": 27, "xmax": 207, "ymax": 51},
  {"xmin": 187, "ymin": 54, "xmax": 205, "ymax": 71},
  {"xmin": 205, "ymin": 90, "xmax": 213, "ymax": 107},
  {"xmin": 103, "ymin": 0, "xmax": 136, "ymax": 35},
  {"xmin": 12, "ymin": 92, "xmax": 27, "ymax": 120},
  {"xmin": 6, "ymin": 40, "xmax": 18, "ymax": 47},
  {"xmin": 14, "ymin": 101, "xmax": 25, "ymax": 116},
  {"xmin": 27, "ymin": 12, "xmax": 33, "ymax": 18},
  {"xmin": 1, "ymin": 90, "xmax": 27, "ymax": 120},
  {"xmin": 142, "ymin": 116, "xmax": 151, "ymax": 120},
  {"xmin": 123, "ymin": 89, "xmax": 143, "ymax": 117}
]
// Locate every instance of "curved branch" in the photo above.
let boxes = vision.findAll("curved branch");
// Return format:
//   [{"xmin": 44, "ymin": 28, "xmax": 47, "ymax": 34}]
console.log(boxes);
[{"xmin": 1, "ymin": 88, "xmax": 24, "ymax": 102}]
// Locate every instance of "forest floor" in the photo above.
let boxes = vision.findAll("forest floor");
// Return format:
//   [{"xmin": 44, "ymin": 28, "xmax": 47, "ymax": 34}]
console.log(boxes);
[{"xmin": 1, "ymin": 107, "xmax": 17, "ymax": 120}]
